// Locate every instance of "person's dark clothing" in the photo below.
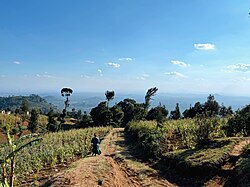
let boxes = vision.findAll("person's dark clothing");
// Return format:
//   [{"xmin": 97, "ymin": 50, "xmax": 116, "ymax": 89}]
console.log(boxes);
[
  {"xmin": 91, "ymin": 136, "xmax": 99, "ymax": 146},
  {"xmin": 91, "ymin": 136, "xmax": 100, "ymax": 155}
]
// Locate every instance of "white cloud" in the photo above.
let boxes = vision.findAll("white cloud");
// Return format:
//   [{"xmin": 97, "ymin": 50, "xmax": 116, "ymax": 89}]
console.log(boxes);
[
  {"xmin": 240, "ymin": 77, "xmax": 250, "ymax": 81},
  {"xmin": 107, "ymin": 62, "xmax": 120, "ymax": 68},
  {"xmin": 85, "ymin": 60, "xmax": 95, "ymax": 64},
  {"xmin": 171, "ymin": 60, "xmax": 190, "ymax": 67},
  {"xmin": 137, "ymin": 77, "xmax": 146, "ymax": 80},
  {"xmin": 97, "ymin": 69, "xmax": 103, "ymax": 76},
  {"xmin": 194, "ymin": 43, "xmax": 215, "ymax": 50},
  {"xmin": 137, "ymin": 73, "xmax": 149, "ymax": 80},
  {"xmin": 13, "ymin": 61, "xmax": 21, "ymax": 65},
  {"xmin": 165, "ymin": 71, "xmax": 186, "ymax": 78},
  {"xmin": 142, "ymin": 73, "xmax": 149, "ymax": 77},
  {"xmin": 43, "ymin": 75, "xmax": 53, "ymax": 78},
  {"xmin": 35, "ymin": 73, "xmax": 55, "ymax": 78},
  {"xmin": 226, "ymin": 63, "xmax": 250, "ymax": 72},
  {"xmin": 118, "ymin": 58, "xmax": 133, "ymax": 61},
  {"xmin": 81, "ymin": 75, "xmax": 91, "ymax": 79}
]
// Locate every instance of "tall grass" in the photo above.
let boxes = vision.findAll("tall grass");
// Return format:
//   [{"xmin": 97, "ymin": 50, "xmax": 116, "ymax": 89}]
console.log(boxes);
[{"xmin": 125, "ymin": 118, "xmax": 227, "ymax": 158}]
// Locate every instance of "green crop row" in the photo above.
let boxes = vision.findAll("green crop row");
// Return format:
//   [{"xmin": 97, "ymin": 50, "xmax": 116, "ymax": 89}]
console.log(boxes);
[
  {"xmin": 0, "ymin": 126, "xmax": 111, "ymax": 184},
  {"xmin": 125, "ymin": 118, "xmax": 240, "ymax": 173},
  {"xmin": 126, "ymin": 118, "xmax": 227, "ymax": 153}
]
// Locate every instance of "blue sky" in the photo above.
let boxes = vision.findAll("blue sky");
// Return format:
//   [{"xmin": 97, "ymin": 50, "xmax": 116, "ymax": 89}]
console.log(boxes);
[{"xmin": 1, "ymin": 0, "xmax": 250, "ymax": 95}]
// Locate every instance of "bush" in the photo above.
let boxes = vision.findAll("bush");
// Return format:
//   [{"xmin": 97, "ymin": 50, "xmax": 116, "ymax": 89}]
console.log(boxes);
[{"xmin": 223, "ymin": 104, "xmax": 250, "ymax": 136}]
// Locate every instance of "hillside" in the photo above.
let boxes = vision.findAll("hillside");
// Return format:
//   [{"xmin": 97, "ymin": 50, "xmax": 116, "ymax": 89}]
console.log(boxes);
[{"xmin": 0, "ymin": 94, "xmax": 58, "ymax": 113}]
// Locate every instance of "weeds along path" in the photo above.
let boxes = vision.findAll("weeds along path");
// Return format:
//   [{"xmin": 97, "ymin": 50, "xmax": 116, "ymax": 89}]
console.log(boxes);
[
  {"xmin": 204, "ymin": 137, "xmax": 250, "ymax": 187},
  {"xmin": 49, "ymin": 128, "xmax": 175, "ymax": 187}
]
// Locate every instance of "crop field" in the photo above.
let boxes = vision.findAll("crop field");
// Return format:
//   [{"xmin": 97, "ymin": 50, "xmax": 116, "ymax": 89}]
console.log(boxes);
[
  {"xmin": 0, "ymin": 126, "xmax": 111, "ymax": 185},
  {"xmin": 125, "ymin": 118, "xmax": 242, "ymax": 172}
]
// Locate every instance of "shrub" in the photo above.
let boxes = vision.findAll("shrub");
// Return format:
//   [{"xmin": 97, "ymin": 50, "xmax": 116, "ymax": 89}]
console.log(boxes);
[{"xmin": 223, "ymin": 104, "xmax": 250, "ymax": 136}]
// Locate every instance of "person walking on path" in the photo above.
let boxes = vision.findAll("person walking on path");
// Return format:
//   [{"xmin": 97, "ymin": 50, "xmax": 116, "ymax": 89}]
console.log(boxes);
[{"xmin": 91, "ymin": 133, "xmax": 100, "ymax": 156}]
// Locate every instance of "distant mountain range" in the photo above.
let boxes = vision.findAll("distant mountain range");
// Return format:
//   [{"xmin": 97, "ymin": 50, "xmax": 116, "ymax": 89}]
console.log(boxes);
[
  {"xmin": 0, "ymin": 94, "xmax": 58, "ymax": 113},
  {"xmin": 0, "ymin": 92, "xmax": 249, "ymax": 114},
  {"xmin": 42, "ymin": 92, "xmax": 250, "ymax": 113}
]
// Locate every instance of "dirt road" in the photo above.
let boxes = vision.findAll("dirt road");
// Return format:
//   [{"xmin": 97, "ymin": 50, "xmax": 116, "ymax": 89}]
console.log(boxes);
[
  {"xmin": 49, "ymin": 128, "xmax": 175, "ymax": 187},
  {"xmin": 47, "ymin": 129, "xmax": 250, "ymax": 187}
]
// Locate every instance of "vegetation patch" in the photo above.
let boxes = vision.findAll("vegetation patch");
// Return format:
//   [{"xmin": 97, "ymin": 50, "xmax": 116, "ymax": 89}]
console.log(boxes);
[
  {"xmin": 125, "ymin": 120, "xmax": 242, "ymax": 177},
  {"xmin": 235, "ymin": 143, "xmax": 250, "ymax": 186},
  {"xmin": 0, "ymin": 126, "xmax": 111, "ymax": 185},
  {"xmin": 163, "ymin": 138, "xmax": 240, "ymax": 176}
]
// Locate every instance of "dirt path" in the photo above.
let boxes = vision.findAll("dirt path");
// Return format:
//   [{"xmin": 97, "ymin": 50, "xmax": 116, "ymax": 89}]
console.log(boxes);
[
  {"xmin": 49, "ymin": 128, "xmax": 175, "ymax": 187},
  {"xmin": 44, "ymin": 129, "xmax": 250, "ymax": 187}
]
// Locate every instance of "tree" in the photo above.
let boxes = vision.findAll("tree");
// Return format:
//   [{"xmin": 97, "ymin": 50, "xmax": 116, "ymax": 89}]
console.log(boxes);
[
  {"xmin": 90, "ymin": 101, "xmax": 112, "ymax": 126},
  {"xmin": 183, "ymin": 105, "xmax": 195, "ymax": 118},
  {"xmin": 117, "ymin": 98, "xmax": 144, "ymax": 127},
  {"xmin": 224, "ymin": 104, "xmax": 250, "ymax": 136},
  {"xmin": 60, "ymin": 88, "xmax": 73, "ymax": 128},
  {"xmin": 105, "ymin": 90, "xmax": 115, "ymax": 108},
  {"xmin": 110, "ymin": 105, "xmax": 124, "ymax": 127},
  {"xmin": 169, "ymin": 103, "xmax": 181, "ymax": 120},
  {"xmin": 183, "ymin": 102, "xmax": 203, "ymax": 118},
  {"xmin": 219, "ymin": 103, "xmax": 233, "ymax": 117},
  {"xmin": 79, "ymin": 111, "xmax": 93, "ymax": 128},
  {"xmin": 144, "ymin": 87, "xmax": 158, "ymax": 112},
  {"xmin": 28, "ymin": 109, "xmax": 39, "ymax": 133},
  {"xmin": 20, "ymin": 100, "xmax": 29, "ymax": 114},
  {"xmin": 146, "ymin": 104, "xmax": 168, "ymax": 121},
  {"xmin": 61, "ymin": 87, "xmax": 73, "ymax": 111},
  {"xmin": 204, "ymin": 94, "xmax": 219, "ymax": 117},
  {"xmin": 46, "ymin": 108, "xmax": 58, "ymax": 132},
  {"xmin": 76, "ymin": 109, "xmax": 82, "ymax": 120}
]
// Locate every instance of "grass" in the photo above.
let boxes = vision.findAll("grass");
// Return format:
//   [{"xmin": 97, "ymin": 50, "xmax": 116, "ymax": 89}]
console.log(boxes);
[
  {"xmin": 163, "ymin": 138, "xmax": 241, "ymax": 171},
  {"xmin": 125, "ymin": 119, "xmax": 242, "ymax": 177},
  {"xmin": 235, "ymin": 143, "xmax": 250, "ymax": 186}
]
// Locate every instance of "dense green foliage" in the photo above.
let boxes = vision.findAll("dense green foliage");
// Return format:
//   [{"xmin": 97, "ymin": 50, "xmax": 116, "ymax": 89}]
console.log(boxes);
[
  {"xmin": 89, "ymin": 101, "xmax": 124, "ymax": 127},
  {"xmin": 146, "ymin": 104, "xmax": 168, "ymax": 121},
  {"xmin": 28, "ymin": 109, "xmax": 39, "ymax": 133},
  {"xmin": 125, "ymin": 120, "xmax": 243, "ymax": 177},
  {"xmin": 126, "ymin": 118, "xmax": 227, "ymax": 154},
  {"xmin": 223, "ymin": 104, "xmax": 250, "ymax": 136},
  {"xmin": 182, "ymin": 94, "xmax": 233, "ymax": 118},
  {"xmin": 0, "ymin": 95, "xmax": 58, "ymax": 114},
  {"xmin": 169, "ymin": 103, "xmax": 181, "ymax": 120},
  {"xmin": 117, "ymin": 98, "xmax": 145, "ymax": 127},
  {"xmin": 0, "ymin": 126, "xmax": 111, "ymax": 184}
]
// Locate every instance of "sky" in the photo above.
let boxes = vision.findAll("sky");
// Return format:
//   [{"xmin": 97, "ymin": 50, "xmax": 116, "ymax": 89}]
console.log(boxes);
[{"xmin": 1, "ymin": 0, "xmax": 250, "ymax": 96}]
